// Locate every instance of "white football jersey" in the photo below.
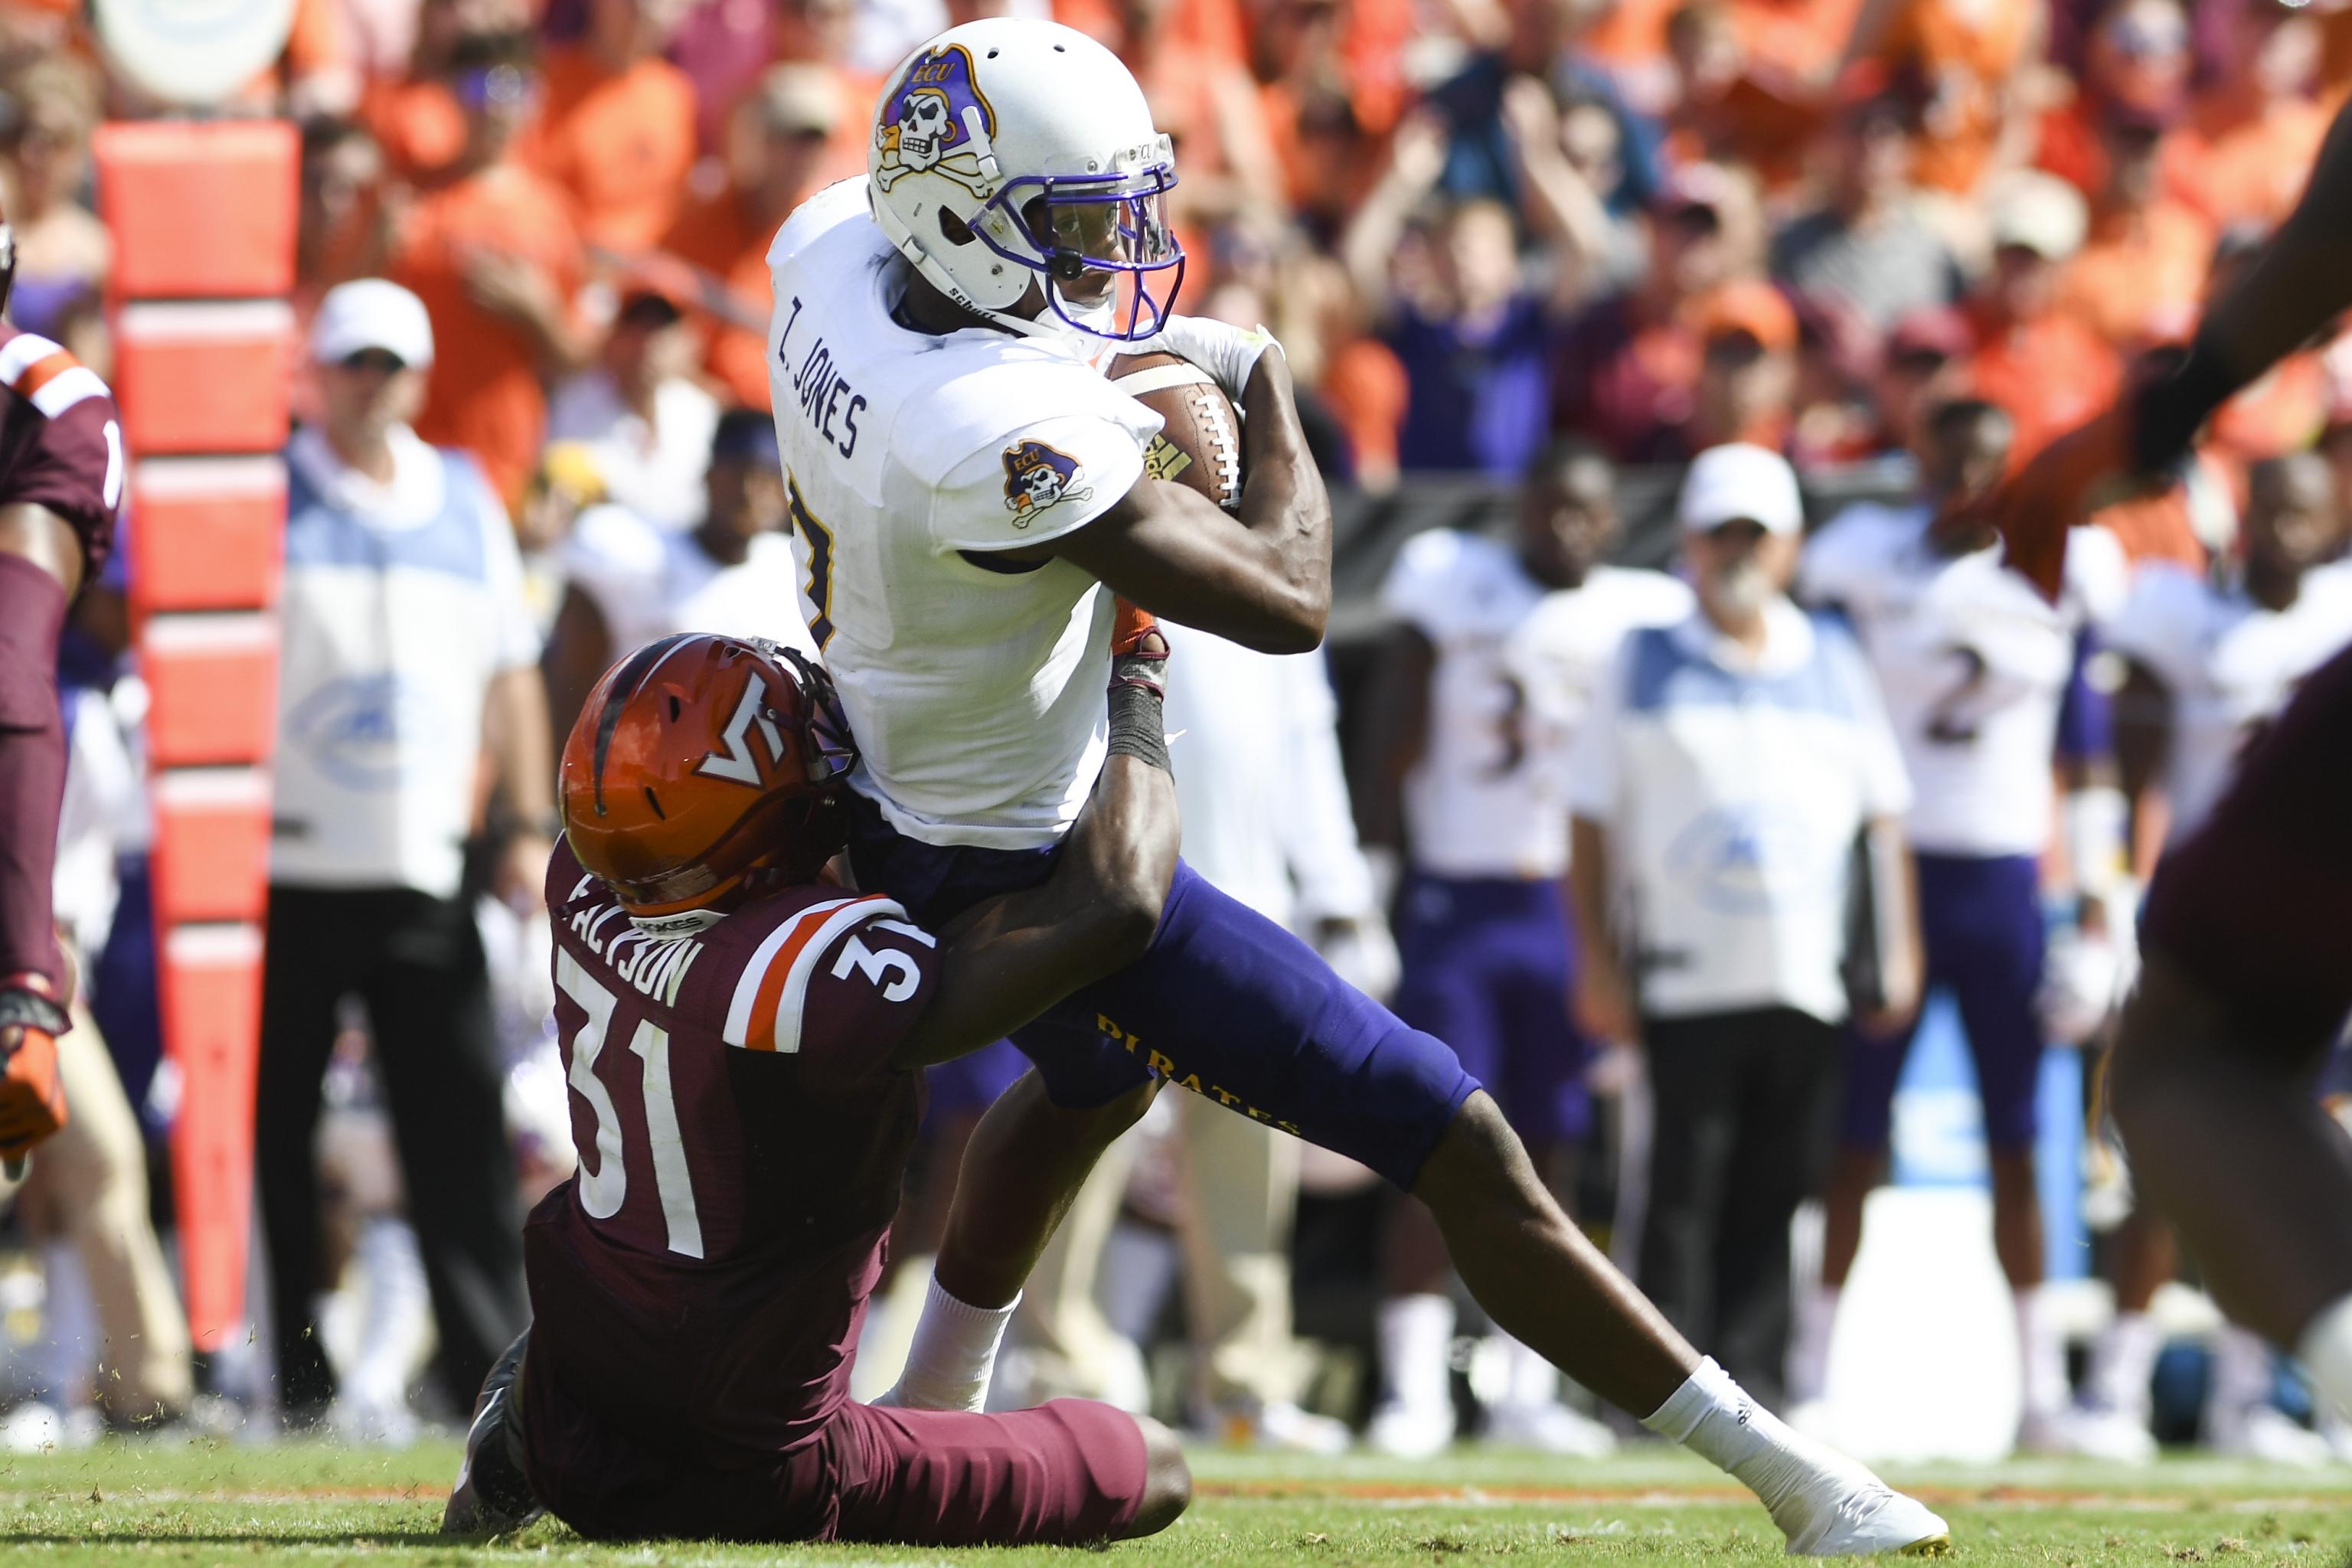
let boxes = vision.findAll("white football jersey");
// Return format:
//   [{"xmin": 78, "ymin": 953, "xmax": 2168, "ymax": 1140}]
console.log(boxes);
[
  {"xmin": 2103, "ymin": 560, "xmax": 2352, "ymax": 840},
  {"xmin": 1383, "ymin": 529, "xmax": 1690, "ymax": 878},
  {"xmin": 560, "ymin": 503, "xmax": 816, "ymax": 660},
  {"xmin": 765, "ymin": 179, "xmax": 1161, "ymax": 850},
  {"xmin": 1799, "ymin": 502, "xmax": 2130, "ymax": 858}
]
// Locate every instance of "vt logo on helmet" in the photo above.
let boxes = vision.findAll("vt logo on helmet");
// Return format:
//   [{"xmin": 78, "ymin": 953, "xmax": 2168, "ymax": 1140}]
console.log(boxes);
[
  {"xmin": 866, "ymin": 18, "xmax": 1185, "ymax": 342},
  {"xmin": 560, "ymin": 635, "xmax": 857, "ymax": 936}
]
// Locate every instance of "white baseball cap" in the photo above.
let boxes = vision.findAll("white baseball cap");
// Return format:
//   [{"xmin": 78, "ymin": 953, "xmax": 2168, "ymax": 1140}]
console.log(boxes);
[
  {"xmin": 1677, "ymin": 443, "xmax": 1804, "ymax": 535},
  {"xmin": 1989, "ymin": 170, "xmax": 2088, "ymax": 263},
  {"xmin": 310, "ymin": 278, "xmax": 435, "ymax": 369}
]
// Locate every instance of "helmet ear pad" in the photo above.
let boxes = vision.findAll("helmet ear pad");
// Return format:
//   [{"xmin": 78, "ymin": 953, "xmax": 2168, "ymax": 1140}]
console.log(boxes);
[{"xmin": 937, "ymin": 205, "xmax": 979, "ymax": 246}]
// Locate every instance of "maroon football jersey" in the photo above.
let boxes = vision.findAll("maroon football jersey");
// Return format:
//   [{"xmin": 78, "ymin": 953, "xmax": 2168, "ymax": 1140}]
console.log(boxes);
[
  {"xmin": 526, "ymin": 838, "xmax": 940, "ymax": 1459},
  {"xmin": 0, "ymin": 326, "xmax": 122, "ymax": 577}
]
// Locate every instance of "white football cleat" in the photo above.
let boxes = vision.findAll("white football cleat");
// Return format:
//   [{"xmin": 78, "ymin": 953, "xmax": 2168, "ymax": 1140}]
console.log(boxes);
[
  {"xmin": 2018, "ymin": 1404, "xmax": 2158, "ymax": 1462},
  {"xmin": 2209, "ymin": 1405, "xmax": 2335, "ymax": 1466},
  {"xmin": 2047, "ymin": 1406, "xmax": 2158, "ymax": 1464},
  {"xmin": 1764, "ymin": 1442, "xmax": 1950, "ymax": 1557},
  {"xmin": 1367, "ymin": 1400, "xmax": 1455, "ymax": 1459},
  {"xmin": 1481, "ymin": 1399, "xmax": 1616, "ymax": 1457}
]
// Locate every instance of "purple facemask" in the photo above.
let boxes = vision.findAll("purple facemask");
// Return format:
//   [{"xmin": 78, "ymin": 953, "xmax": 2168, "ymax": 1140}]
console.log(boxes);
[{"xmin": 975, "ymin": 163, "xmax": 1187, "ymax": 341}]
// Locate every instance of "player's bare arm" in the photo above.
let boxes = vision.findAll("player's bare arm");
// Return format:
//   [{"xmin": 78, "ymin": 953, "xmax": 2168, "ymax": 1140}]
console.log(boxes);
[
  {"xmin": 1023, "ymin": 350, "xmax": 1333, "ymax": 653},
  {"xmin": 0, "ymin": 503, "xmax": 84, "ymax": 600},
  {"xmin": 888, "ymin": 624, "xmax": 1179, "ymax": 1067},
  {"xmin": 2146, "ymin": 100, "xmax": 2352, "ymax": 455}
]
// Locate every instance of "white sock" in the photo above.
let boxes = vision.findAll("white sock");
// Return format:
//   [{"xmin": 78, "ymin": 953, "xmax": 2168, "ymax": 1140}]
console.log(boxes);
[
  {"xmin": 1377, "ymin": 1293, "xmax": 1455, "ymax": 1414},
  {"xmin": 2207, "ymin": 1322, "xmax": 2277, "ymax": 1436},
  {"xmin": 2014, "ymin": 1287, "xmax": 2069, "ymax": 1419},
  {"xmin": 1497, "ymin": 1331, "xmax": 1559, "ymax": 1410},
  {"xmin": 1642, "ymin": 1356, "xmax": 1830, "ymax": 1518},
  {"xmin": 1787, "ymin": 1283, "xmax": 1840, "ymax": 1406},
  {"xmin": 2085, "ymin": 1310, "xmax": 2161, "ymax": 1419},
  {"xmin": 884, "ymin": 1276, "xmax": 1018, "ymax": 1413},
  {"xmin": 2297, "ymin": 1294, "xmax": 2352, "ymax": 1424},
  {"xmin": 346, "ymin": 1217, "xmax": 430, "ymax": 1410},
  {"xmin": 39, "ymin": 1240, "xmax": 93, "ymax": 1410}
]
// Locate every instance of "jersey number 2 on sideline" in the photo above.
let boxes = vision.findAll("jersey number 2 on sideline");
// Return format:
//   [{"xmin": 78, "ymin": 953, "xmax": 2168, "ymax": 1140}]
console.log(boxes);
[
  {"xmin": 786, "ymin": 473, "xmax": 837, "ymax": 651},
  {"xmin": 1924, "ymin": 645, "xmax": 1991, "ymax": 746}
]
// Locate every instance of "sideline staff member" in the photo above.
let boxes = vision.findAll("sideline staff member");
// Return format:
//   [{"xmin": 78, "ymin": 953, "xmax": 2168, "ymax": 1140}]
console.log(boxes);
[
  {"xmin": 260, "ymin": 279, "xmax": 547, "ymax": 1424},
  {"xmin": 1568, "ymin": 443, "xmax": 1919, "ymax": 1407}
]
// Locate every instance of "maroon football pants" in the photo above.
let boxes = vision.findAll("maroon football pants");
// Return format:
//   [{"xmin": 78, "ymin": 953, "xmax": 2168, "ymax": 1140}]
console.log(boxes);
[
  {"xmin": 0, "ymin": 553, "xmax": 67, "ymax": 990},
  {"xmin": 521, "ymin": 1354, "xmax": 1148, "ymax": 1546}
]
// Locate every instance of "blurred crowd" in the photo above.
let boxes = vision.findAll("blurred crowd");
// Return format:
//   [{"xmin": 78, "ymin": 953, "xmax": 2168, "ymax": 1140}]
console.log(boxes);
[
  {"xmin": 3, "ymin": 0, "xmax": 2351, "ymax": 517},
  {"xmin": 5, "ymin": 0, "xmax": 2352, "ymax": 1467}
]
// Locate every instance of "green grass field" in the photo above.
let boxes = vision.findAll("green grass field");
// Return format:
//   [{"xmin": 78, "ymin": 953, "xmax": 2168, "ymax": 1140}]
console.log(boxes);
[{"xmin": 0, "ymin": 1440, "xmax": 2347, "ymax": 1566}]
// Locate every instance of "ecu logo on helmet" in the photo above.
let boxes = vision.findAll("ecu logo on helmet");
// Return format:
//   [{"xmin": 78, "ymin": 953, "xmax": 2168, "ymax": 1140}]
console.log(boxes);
[
  {"xmin": 874, "ymin": 44, "xmax": 1000, "ymax": 197},
  {"xmin": 1001, "ymin": 440, "xmax": 1093, "ymax": 523}
]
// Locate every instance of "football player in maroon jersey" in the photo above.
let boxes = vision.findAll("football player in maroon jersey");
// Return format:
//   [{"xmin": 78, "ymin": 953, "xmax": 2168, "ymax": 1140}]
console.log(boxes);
[
  {"xmin": 0, "ymin": 201, "xmax": 126, "ymax": 1165},
  {"xmin": 445, "ymin": 622, "xmax": 1191, "ymax": 1545},
  {"xmin": 1978, "ymin": 99, "xmax": 2352, "ymax": 1425}
]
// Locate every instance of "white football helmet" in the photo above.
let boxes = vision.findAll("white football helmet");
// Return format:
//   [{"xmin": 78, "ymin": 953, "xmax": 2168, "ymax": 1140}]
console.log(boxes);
[{"xmin": 867, "ymin": 18, "xmax": 1184, "ymax": 342}]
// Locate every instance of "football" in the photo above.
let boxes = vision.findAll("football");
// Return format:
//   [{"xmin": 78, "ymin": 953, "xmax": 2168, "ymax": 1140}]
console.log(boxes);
[{"xmin": 1109, "ymin": 350, "xmax": 1243, "ymax": 512}]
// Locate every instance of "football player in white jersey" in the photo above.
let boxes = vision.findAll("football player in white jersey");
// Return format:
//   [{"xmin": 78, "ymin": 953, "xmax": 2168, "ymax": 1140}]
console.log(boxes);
[
  {"xmin": 1795, "ymin": 397, "xmax": 2131, "ymax": 1452},
  {"xmin": 2109, "ymin": 452, "xmax": 2352, "ymax": 844},
  {"xmin": 2067, "ymin": 451, "xmax": 2352, "ymax": 1461},
  {"xmin": 768, "ymin": 18, "xmax": 1946, "ymax": 1553},
  {"xmin": 544, "ymin": 411, "xmax": 816, "ymax": 737},
  {"xmin": 1354, "ymin": 439, "xmax": 1688, "ymax": 1457}
]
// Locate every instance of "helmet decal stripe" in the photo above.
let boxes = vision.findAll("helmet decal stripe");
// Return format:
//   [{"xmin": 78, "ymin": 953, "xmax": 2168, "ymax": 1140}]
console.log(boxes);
[{"xmin": 590, "ymin": 634, "xmax": 693, "ymax": 816}]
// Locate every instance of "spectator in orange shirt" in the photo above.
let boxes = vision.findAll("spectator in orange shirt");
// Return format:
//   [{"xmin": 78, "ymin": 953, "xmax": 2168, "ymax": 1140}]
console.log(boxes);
[
  {"xmin": 1061, "ymin": 0, "xmax": 1252, "ymax": 73},
  {"xmin": 2034, "ymin": 0, "xmax": 2190, "ymax": 198},
  {"xmin": 362, "ymin": 0, "xmax": 469, "ymax": 181},
  {"xmin": 1107, "ymin": 0, "xmax": 1283, "ymax": 224},
  {"xmin": 1662, "ymin": 0, "xmax": 1827, "ymax": 190},
  {"xmin": 662, "ymin": 64, "xmax": 841, "ymax": 410},
  {"xmin": 2166, "ymin": 0, "xmax": 2328, "ymax": 229},
  {"xmin": 526, "ymin": 0, "xmax": 697, "ymax": 253},
  {"xmin": 391, "ymin": 31, "xmax": 588, "ymax": 507},
  {"xmin": 770, "ymin": 0, "xmax": 886, "ymax": 188},
  {"xmin": 1650, "ymin": 278, "xmax": 1799, "ymax": 461},
  {"xmin": 1263, "ymin": 80, "xmax": 1380, "ymax": 246},
  {"xmin": 2056, "ymin": 107, "xmax": 2213, "ymax": 352},
  {"xmin": 1736, "ymin": 0, "xmax": 1867, "ymax": 83},
  {"xmin": 1962, "ymin": 171, "xmax": 2122, "ymax": 459},
  {"xmin": 1846, "ymin": 0, "xmax": 2044, "ymax": 196}
]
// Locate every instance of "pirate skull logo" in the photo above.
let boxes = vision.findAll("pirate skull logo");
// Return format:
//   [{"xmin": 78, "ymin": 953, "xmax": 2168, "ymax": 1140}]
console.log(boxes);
[
  {"xmin": 897, "ymin": 90, "xmax": 952, "ymax": 168},
  {"xmin": 1001, "ymin": 440, "xmax": 1093, "ymax": 523},
  {"xmin": 874, "ymin": 44, "xmax": 1000, "ymax": 197}
]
